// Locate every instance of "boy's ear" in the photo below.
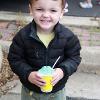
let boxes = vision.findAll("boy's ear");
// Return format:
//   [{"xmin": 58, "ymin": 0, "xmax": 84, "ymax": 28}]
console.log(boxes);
[{"xmin": 29, "ymin": 4, "xmax": 33, "ymax": 16}]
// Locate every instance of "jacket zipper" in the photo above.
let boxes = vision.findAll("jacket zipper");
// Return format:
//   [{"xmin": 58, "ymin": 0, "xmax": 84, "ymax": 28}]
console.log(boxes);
[
  {"xmin": 45, "ymin": 36, "xmax": 56, "ymax": 66},
  {"xmin": 38, "ymin": 41, "xmax": 48, "ymax": 66},
  {"xmin": 45, "ymin": 48, "xmax": 48, "ymax": 66},
  {"xmin": 30, "ymin": 33, "xmax": 55, "ymax": 66}
]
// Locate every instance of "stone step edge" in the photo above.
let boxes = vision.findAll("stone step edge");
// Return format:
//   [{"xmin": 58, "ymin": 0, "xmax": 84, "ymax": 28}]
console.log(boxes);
[{"xmin": 0, "ymin": 11, "xmax": 99, "ymax": 27}]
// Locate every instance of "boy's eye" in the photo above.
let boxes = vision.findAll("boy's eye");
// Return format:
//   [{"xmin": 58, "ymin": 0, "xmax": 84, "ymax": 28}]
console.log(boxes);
[
  {"xmin": 51, "ymin": 10, "xmax": 57, "ymax": 12},
  {"xmin": 36, "ymin": 8, "xmax": 43, "ymax": 11}
]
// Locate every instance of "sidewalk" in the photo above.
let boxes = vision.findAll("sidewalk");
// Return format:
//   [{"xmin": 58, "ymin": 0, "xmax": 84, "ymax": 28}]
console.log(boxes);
[{"xmin": 1, "ymin": 72, "xmax": 100, "ymax": 100}]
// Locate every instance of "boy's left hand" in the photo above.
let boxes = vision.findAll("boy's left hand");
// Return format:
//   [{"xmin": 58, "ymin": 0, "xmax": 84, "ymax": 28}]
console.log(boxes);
[{"xmin": 52, "ymin": 68, "xmax": 64, "ymax": 86}]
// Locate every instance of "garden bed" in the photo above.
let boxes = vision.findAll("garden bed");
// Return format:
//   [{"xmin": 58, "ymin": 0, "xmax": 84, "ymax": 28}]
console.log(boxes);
[{"xmin": 0, "ymin": 49, "xmax": 18, "ymax": 96}]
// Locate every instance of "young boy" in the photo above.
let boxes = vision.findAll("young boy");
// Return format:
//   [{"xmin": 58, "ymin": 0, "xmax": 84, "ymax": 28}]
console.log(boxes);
[{"xmin": 8, "ymin": 0, "xmax": 81, "ymax": 100}]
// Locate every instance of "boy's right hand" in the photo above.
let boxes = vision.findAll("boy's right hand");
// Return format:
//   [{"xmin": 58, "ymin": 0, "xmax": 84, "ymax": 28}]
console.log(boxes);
[{"xmin": 28, "ymin": 71, "xmax": 46, "ymax": 88}]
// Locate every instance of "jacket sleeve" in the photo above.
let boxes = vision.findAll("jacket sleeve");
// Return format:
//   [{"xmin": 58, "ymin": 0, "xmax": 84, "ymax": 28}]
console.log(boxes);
[
  {"xmin": 7, "ymin": 32, "xmax": 33, "ymax": 83},
  {"xmin": 59, "ymin": 35, "xmax": 81, "ymax": 77}
]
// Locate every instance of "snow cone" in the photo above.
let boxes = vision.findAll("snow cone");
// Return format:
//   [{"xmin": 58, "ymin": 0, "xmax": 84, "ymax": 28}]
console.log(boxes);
[{"xmin": 38, "ymin": 66, "xmax": 54, "ymax": 92}]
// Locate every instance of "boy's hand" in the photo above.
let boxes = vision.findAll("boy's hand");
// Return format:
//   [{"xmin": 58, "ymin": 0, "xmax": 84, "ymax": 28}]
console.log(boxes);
[
  {"xmin": 28, "ymin": 71, "xmax": 46, "ymax": 88},
  {"xmin": 52, "ymin": 68, "xmax": 64, "ymax": 86}
]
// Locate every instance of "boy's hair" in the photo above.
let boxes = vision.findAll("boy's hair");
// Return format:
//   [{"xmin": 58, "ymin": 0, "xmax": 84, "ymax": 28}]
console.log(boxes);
[{"xmin": 29, "ymin": 0, "xmax": 66, "ymax": 9}]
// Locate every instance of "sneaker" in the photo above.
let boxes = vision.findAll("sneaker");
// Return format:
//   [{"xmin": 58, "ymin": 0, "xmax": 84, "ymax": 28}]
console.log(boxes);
[
  {"xmin": 98, "ymin": 1, "xmax": 100, "ymax": 5},
  {"xmin": 64, "ymin": 3, "xmax": 68, "ymax": 13},
  {"xmin": 80, "ymin": 2, "xmax": 93, "ymax": 8},
  {"xmin": 96, "ymin": 0, "xmax": 100, "ymax": 5},
  {"xmin": 64, "ymin": 8, "xmax": 68, "ymax": 13}
]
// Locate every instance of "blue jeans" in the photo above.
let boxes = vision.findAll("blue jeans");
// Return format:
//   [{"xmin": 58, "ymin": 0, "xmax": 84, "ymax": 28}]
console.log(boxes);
[{"xmin": 21, "ymin": 86, "xmax": 67, "ymax": 100}]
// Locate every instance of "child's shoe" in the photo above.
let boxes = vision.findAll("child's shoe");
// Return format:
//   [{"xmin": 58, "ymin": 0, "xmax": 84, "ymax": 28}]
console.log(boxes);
[
  {"xmin": 64, "ymin": 8, "xmax": 68, "ymax": 13},
  {"xmin": 96, "ymin": 0, "xmax": 100, "ymax": 5},
  {"xmin": 79, "ymin": 2, "xmax": 93, "ymax": 8},
  {"xmin": 64, "ymin": 3, "xmax": 68, "ymax": 13}
]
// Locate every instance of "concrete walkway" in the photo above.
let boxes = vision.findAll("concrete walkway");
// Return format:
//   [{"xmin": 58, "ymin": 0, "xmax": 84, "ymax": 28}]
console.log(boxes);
[
  {"xmin": 66, "ymin": 72, "xmax": 100, "ymax": 100},
  {"xmin": 0, "ymin": 72, "xmax": 100, "ymax": 100}
]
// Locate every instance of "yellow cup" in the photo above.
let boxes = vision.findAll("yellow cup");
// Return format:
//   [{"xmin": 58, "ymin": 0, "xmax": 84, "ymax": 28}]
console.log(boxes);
[{"xmin": 41, "ymin": 75, "xmax": 53, "ymax": 92}]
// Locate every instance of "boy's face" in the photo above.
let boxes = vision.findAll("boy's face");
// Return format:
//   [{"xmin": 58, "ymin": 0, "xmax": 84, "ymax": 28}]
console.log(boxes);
[{"xmin": 29, "ymin": 0, "xmax": 64, "ymax": 32}]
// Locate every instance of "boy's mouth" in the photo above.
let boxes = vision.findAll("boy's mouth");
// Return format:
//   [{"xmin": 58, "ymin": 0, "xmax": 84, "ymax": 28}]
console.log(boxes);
[{"xmin": 40, "ymin": 20, "xmax": 51, "ymax": 23}]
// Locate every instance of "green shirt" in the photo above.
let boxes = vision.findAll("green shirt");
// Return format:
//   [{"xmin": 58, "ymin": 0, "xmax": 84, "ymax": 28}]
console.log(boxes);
[{"xmin": 37, "ymin": 32, "xmax": 55, "ymax": 48}]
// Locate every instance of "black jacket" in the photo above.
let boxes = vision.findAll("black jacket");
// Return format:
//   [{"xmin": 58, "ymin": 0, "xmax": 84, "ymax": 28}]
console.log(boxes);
[{"xmin": 8, "ymin": 20, "xmax": 81, "ymax": 93}]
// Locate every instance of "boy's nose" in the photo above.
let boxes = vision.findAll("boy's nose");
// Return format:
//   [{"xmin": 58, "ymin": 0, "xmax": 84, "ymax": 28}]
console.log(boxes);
[{"xmin": 42, "ymin": 12, "xmax": 50, "ymax": 18}]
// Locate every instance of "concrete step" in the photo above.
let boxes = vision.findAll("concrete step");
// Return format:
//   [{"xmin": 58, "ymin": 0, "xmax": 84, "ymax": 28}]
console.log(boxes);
[
  {"xmin": 0, "ymin": 72, "xmax": 100, "ymax": 100},
  {"xmin": 0, "ymin": 11, "xmax": 99, "ymax": 27},
  {"xmin": 0, "ymin": 40, "xmax": 100, "ymax": 75},
  {"xmin": 78, "ymin": 46, "xmax": 100, "ymax": 75}
]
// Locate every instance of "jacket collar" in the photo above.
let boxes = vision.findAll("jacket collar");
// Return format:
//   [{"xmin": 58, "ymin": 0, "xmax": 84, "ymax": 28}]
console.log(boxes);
[
  {"xmin": 29, "ymin": 20, "xmax": 39, "ymax": 41},
  {"xmin": 29, "ymin": 20, "xmax": 65, "ymax": 40},
  {"xmin": 54, "ymin": 22, "xmax": 68, "ymax": 38}
]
